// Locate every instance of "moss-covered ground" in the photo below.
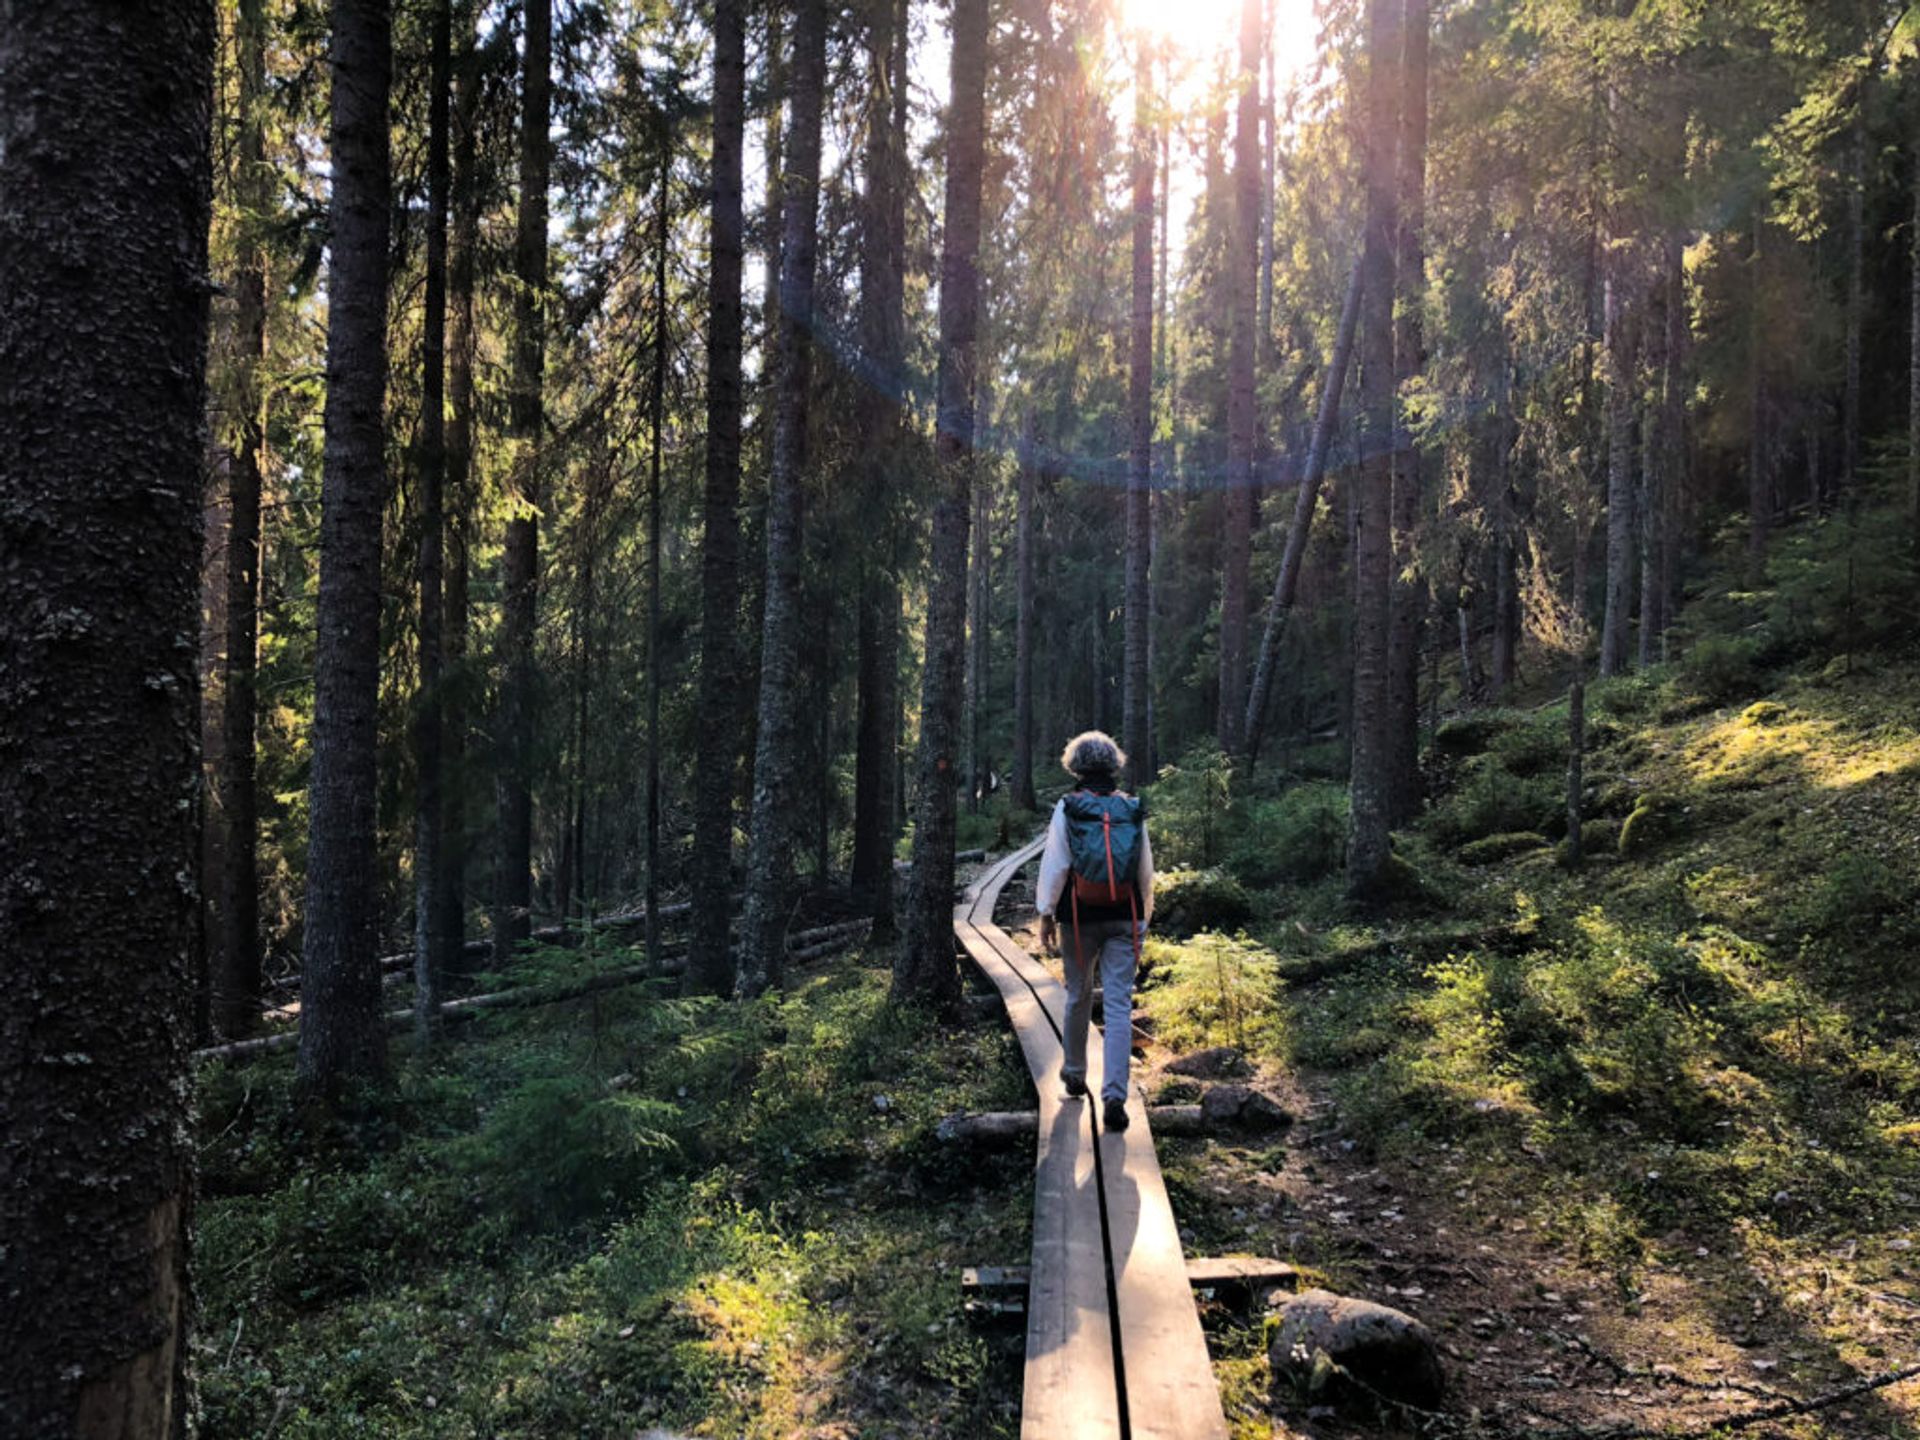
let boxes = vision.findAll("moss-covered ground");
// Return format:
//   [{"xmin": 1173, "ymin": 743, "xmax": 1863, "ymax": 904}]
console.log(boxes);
[{"xmin": 193, "ymin": 941, "xmax": 1035, "ymax": 1439}]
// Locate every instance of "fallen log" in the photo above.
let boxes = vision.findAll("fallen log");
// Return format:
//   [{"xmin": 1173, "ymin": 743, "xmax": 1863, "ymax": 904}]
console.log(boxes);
[
  {"xmin": 375, "ymin": 900, "xmax": 699, "ymax": 974},
  {"xmin": 963, "ymin": 1256, "xmax": 1300, "ymax": 1301},
  {"xmin": 936, "ymin": 1086, "xmax": 1290, "ymax": 1145},
  {"xmin": 204, "ymin": 918, "xmax": 875, "ymax": 1064}
]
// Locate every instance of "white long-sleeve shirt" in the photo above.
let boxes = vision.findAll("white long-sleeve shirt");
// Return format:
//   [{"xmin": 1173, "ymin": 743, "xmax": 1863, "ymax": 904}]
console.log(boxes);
[{"xmin": 1035, "ymin": 798, "xmax": 1154, "ymax": 922}]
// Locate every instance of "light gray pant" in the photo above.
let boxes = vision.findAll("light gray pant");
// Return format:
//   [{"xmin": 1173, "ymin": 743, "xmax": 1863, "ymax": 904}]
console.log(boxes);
[{"xmin": 1060, "ymin": 917, "xmax": 1143, "ymax": 1102}]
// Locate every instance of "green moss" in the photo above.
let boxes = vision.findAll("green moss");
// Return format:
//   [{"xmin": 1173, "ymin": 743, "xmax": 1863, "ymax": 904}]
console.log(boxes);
[
  {"xmin": 1456, "ymin": 831, "xmax": 1550, "ymax": 867},
  {"xmin": 1154, "ymin": 867, "xmax": 1257, "ymax": 937},
  {"xmin": 1617, "ymin": 792, "xmax": 1685, "ymax": 857}
]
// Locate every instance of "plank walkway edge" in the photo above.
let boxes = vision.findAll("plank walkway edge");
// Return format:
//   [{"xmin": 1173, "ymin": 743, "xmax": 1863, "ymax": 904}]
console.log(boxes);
[{"xmin": 956, "ymin": 841, "xmax": 1229, "ymax": 1440}]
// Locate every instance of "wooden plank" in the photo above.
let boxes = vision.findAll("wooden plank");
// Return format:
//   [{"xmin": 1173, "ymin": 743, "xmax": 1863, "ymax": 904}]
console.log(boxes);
[
  {"xmin": 1101, "ymin": 1094, "xmax": 1232, "ymax": 1440},
  {"xmin": 1019, "ymin": 1035, "xmax": 1124, "ymax": 1440},
  {"xmin": 957, "ymin": 839, "xmax": 1120, "ymax": 1440}
]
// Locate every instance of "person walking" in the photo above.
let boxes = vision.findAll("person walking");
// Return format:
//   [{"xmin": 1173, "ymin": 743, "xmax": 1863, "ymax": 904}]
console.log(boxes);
[{"xmin": 1035, "ymin": 730, "xmax": 1154, "ymax": 1133}]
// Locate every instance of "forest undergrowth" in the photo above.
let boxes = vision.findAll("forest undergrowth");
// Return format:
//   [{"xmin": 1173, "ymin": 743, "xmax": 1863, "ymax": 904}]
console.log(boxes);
[
  {"xmin": 193, "ymin": 936, "xmax": 1033, "ymax": 1439},
  {"xmin": 192, "ymin": 494, "xmax": 1920, "ymax": 1439},
  {"xmin": 1115, "ymin": 492, "xmax": 1920, "ymax": 1437}
]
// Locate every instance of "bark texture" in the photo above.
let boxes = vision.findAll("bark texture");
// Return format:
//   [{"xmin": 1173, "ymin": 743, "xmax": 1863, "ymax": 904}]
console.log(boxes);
[
  {"xmin": 851, "ymin": 0, "xmax": 909, "ymax": 921},
  {"xmin": 686, "ymin": 0, "xmax": 747, "ymax": 996},
  {"xmin": 0, "ymin": 3, "xmax": 211, "ymax": 1429},
  {"xmin": 1346, "ymin": 0, "xmax": 1401, "ymax": 899},
  {"xmin": 898, "ymin": 0, "xmax": 990, "ymax": 1011},
  {"xmin": 495, "ymin": 0, "xmax": 550, "ymax": 964},
  {"xmin": 1385, "ymin": 0, "xmax": 1428, "ymax": 822},
  {"xmin": 1124, "ymin": 38, "xmax": 1156, "ymax": 792},
  {"xmin": 739, "ymin": 0, "xmax": 828, "ymax": 998},
  {"xmin": 297, "ymin": 0, "xmax": 394, "ymax": 1095},
  {"xmin": 216, "ymin": 0, "xmax": 271, "ymax": 1039}
]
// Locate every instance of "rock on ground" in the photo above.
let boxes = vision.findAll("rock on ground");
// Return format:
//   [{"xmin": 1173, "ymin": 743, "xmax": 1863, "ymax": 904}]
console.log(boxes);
[
  {"xmin": 1270, "ymin": 1288, "xmax": 1445, "ymax": 1410},
  {"xmin": 1199, "ymin": 1083, "xmax": 1293, "ymax": 1131},
  {"xmin": 1165, "ymin": 1045, "xmax": 1250, "ymax": 1078}
]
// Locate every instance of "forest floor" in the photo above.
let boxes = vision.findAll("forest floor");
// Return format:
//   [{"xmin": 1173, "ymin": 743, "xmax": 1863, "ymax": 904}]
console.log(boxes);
[
  {"xmin": 1053, "ymin": 564, "xmax": 1920, "ymax": 1435},
  {"xmin": 193, "ymin": 522, "xmax": 1920, "ymax": 1438}
]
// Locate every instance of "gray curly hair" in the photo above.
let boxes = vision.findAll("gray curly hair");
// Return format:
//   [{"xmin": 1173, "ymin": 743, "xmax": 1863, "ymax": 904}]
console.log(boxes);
[{"xmin": 1060, "ymin": 729, "xmax": 1126, "ymax": 779}]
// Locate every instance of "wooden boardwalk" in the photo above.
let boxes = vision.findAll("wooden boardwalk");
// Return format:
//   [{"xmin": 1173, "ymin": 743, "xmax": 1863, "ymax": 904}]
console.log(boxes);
[{"xmin": 956, "ymin": 841, "xmax": 1229, "ymax": 1440}]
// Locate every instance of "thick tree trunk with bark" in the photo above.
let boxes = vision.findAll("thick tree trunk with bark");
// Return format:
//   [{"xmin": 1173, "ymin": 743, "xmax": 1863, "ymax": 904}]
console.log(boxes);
[
  {"xmin": 1124, "ymin": 38, "xmax": 1155, "ymax": 790},
  {"xmin": 686, "ymin": 0, "xmax": 747, "ymax": 996},
  {"xmin": 898, "ymin": 0, "xmax": 990, "ymax": 1012},
  {"xmin": 495, "ymin": 0, "xmax": 550, "ymax": 964},
  {"xmin": 216, "ymin": 0, "xmax": 271, "ymax": 1039},
  {"xmin": 851, "ymin": 0, "xmax": 909, "ymax": 923},
  {"xmin": 1245, "ymin": 261, "xmax": 1362, "ymax": 761},
  {"xmin": 413, "ymin": 0, "xmax": 454, "ymax": 1043},
  {"xmin": 739, "ymin": 0, "xmax": 828, "ymax": 999},
  {"xmin": 298, "ymin": 0, "xmax": 394, "ymax": 1095},
  {"xmin": 1599, "ymin": 265, "xmax": 1637, "ymax": 677},
  {"xmin": 0, "ymin": 3, "xmax": 211, "ymax": 1427},
  {"xmin": 1217, "ymin": 0, "xmax": 1261, "ymax": 755},
  {"xmin": 1385, "ymin": 0, "xmax": 1428, "ymax": 823},
  {"xmin": 1345, "ymin": 0, "xmax": 1401, "ymax": 899}
]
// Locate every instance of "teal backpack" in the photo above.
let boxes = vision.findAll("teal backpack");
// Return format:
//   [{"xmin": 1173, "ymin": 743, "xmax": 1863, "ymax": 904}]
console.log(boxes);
[{"xmin": 1061, "ymin": 791, "xmax": 1144, "ymax": 906}]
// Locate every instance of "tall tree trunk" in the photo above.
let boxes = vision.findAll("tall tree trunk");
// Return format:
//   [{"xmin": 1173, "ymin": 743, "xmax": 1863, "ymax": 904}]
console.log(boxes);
[
  {"xmin": 1124, "ymin": 36, "xmax": 1155, "ymax": 790},
  {"xmin": 897, "ymin": 0, "xmax": 990, "ymax": 1012},
  {"xmin": 1910, "ymin": 118, "xmax": 1920, "ymax": 555},
  {"xmin": 1639, "ymin": 234, "xmax": 1674, "ymax": 668},
  {"xmin": 686, "ymin": 0, "xmax": 746, "ymax": 995},
  {"xmin": 1599, "ymin": 261, "xmax": 1638, "ymax": 677},
  {"xmin": 1657, "ymin": 236, "xmax": 1685, "ymax": 661},
  {"xmin": 216, "ymin": 0, "xmax": 271, "ymax": 1039},
  {"xmin": 413, "ymin": 0, "xmax": 454, "ymax": 1044},
  {"xmin": 1385, "ymin": 0, "xmax": 1427, "ymax": 822},
  {"xmin": 1012, "ymin": 410, "xmax": 1039, "ymax": 810},
  {"xmin": 1748, "ymin": 217, "xmax": 1770, "ymax": 580},
  {"xmin": 967, "ymin": 454, "xmax": 992, "ymax": 811},
  {"xmin": 297, "ymin": 0, "xmax": 393, "ymax": 1095},
  {"xmin": 1843, "ymin": 103, "xmax": 1864, "ymax": 504},
  {"xmin": 851, "ymin": 0, "xmax": 908, "ymax": 924},
  {"xmin": 495, "ymin": 0, "xmax": 551, "ymax": 963},
  {"xmin": 646, "ymin": 125, "xmax": 670, "ymax": 964},
  {"xmin": 1345, "ymin": 0, "xmax": 1401, "ymax": 899},
  {"xmin": 1491, "ymin": 370, "xmax": 1518, "ymax": 696},
  {"xmin": 1216, "ymin": 0, "xmax": 1261, "ymax": 755},
  {"xmin": 1244, "ymin": 259, "xmax": 1362, "ymax": 760},
  {"xmin": 0, "ymin": 1, "xmax": 210, "ymax": 1425},
  {"xmin": 738, "ymin": 0, "xmax": 828, "ymax": 999},
  {"xmin": 441, "ymin": 0, "xmax": 479, "ymax": 974}
]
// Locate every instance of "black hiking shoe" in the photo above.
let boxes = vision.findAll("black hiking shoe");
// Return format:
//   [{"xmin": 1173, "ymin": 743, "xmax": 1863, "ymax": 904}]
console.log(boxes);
[
  {"xmin": 1062, "ymin": 1072, "xmax": 1088, "ymax": 1099},
  {"xmin": 1103, "ymin": 1098, "xmax": 1130, "ymax": 1132}
]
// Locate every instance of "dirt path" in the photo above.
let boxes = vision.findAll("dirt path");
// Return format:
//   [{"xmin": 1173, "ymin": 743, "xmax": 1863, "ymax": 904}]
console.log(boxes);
[{"xmin": 996, "ymin": 901, "xmax": 1920, "ymax": 1438}]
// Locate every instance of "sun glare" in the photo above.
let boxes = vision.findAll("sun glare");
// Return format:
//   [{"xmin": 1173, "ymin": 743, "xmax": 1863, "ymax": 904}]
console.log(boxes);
[{"xmin": 1119, "ymin": 0, "xmax": 1325, "ymax": 86}]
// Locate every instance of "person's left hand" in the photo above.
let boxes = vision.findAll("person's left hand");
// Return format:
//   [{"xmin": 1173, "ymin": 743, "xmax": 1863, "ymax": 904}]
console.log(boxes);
[{"xmin": 1039, "ymin": 915, "xmax": 1058, "ymax": 955}]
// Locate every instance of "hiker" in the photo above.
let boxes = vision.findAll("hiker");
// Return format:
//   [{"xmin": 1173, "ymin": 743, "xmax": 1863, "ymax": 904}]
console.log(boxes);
[{"xmin": 1035, "ymin": 730, "xmax": 1154, "ymax": 1134}]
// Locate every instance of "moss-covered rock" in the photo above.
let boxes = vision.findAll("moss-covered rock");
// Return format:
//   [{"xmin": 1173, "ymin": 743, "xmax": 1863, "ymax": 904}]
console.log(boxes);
[
  {"xmin": 1153, "ymin": 868, "xmax": 1256, "ymax": 938},
  {"xmin": 1618, "ymin": 792, "xmax": 1685, "ymax": 857},
  {"xmin": 1456, "ymin": 831, "xmax": 1550, "ymax": 867}
]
